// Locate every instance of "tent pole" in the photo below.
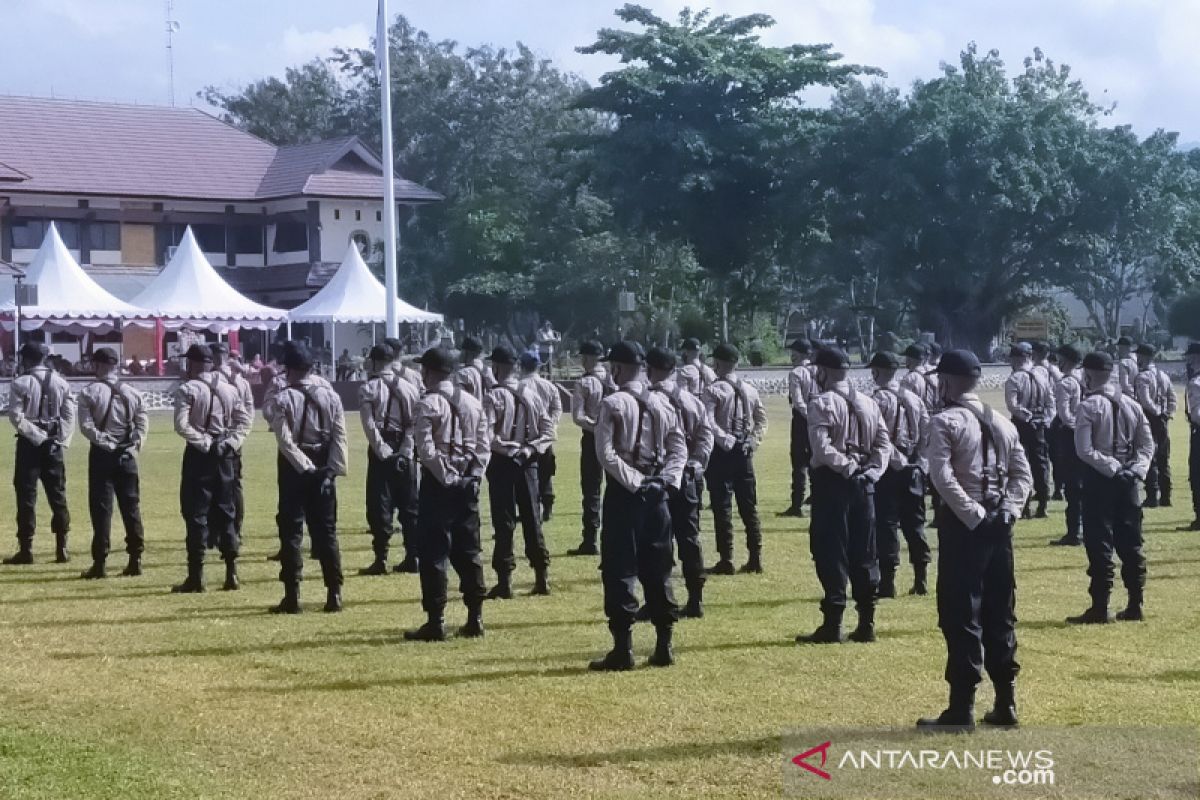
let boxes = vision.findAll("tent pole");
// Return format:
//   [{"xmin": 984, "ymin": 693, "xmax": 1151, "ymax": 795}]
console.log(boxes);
[
  {"xmin": 330, "ymin": 322, "xmax": 336, "ymax": 381},
  {"xmin": 155, "ymin": 317, "xmax": 164, "ymax": 377},
  {"xmin": 287, "ymin": 320, "xmax": 293, "ymax": 340},
  {"xmin": 379, "ymin": 0, "xmax": 399, "ymax": 338}
]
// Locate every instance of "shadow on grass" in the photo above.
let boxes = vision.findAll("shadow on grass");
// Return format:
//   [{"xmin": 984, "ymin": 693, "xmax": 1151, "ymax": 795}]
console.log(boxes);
[
  {"xmin": 498, "ymin": 734, "xmax": 779, "ymax": 767},
  {"xmin": 1077, "ymin": 669, "xmax": 1200, "ymax": 684},
  {"xmin": 51, "ymin": 629, "xmax": 404, "ymax": 661},
  {"xmin": 5, "ymin": 607, "xmax": 268, "ymax": 629},
  {"xmin": 1018, "ymin": 619, "xmax": 1071, "ymax": 632},
  {"xmin": 227, "ymin": 663, "xmax": 590, "ymax": 694}
]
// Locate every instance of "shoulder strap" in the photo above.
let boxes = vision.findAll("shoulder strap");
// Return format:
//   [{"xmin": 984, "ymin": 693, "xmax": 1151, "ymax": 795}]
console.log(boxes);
[
  {"xmin": 950, "ymin": 400, "xmax": 1003, "ymax": 498},
  {"xmin": 621, "ymin": 386, "xmax": 661, "ymax": 470}
]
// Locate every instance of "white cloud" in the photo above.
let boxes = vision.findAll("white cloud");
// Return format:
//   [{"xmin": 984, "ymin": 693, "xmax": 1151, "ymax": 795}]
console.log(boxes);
[
  {"xmin": 280, "ymin": 23, "xmax": 371, "ymax": 61},
  {"xmin": 27, "ymin": 0, "xmax": 149, "ymax": 38}
]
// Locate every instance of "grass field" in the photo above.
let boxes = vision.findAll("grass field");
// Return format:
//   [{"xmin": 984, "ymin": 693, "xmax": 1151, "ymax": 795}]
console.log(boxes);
[{"xmin": 1, "ymin": 394, "xmax": 1199, "ymax": 799}]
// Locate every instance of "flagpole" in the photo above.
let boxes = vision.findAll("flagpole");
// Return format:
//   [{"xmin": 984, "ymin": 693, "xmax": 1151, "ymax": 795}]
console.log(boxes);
[{"xmin": 378, "ymin": 0, "xmax": 399, "ymax": 339}]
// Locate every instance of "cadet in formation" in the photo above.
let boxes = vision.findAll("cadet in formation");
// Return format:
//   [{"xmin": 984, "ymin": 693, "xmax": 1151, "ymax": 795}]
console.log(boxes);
[
  {"xmin": 703, "ymin": 344, "xmax": 766, "ymax": 575},
  {"xmin": 1031, "ymin": 341, "xmax": 1064, "ymax": 501},
  {"xmin": 5, "ymin": 342, "xmax": 76, "ymax": 564},
  {"xmin": 783, "ymin": 338, "xmax": 817, "ymax": 518},
  {"xmin": 589, "ymin": 342, "xmax": 686, "ymax": 671},
  {"xmin": 1050, "ymin": 345, "xmax": 1085, "ymax": 546},
  {"xmin": 1181, "ymin": 343, "xmax": 1200, "ymax": 532},
  {"xmin": 384, "ymin": 337, "xmax": 424, "ymax": 387},
  {"xmin": 358, "ymin": 343, "xmax": 421, "ymax": 576},
  {"xmin": 1116, "ymin": 336, "xmax": 1138, "ymax": 397},
  {"xmin": 799, "ymin": 347, "xmax": 890, "ymax": 645},
  {"xmin": 455, "ymin": 336, "xmax": 491, "ymax": 402},
  {"xmin": 1133, "ymin": 343, "xmax": 1175, "ymax": 508},
  {"xmin": 405, "ymin": 348, "xmax": 491, "ymax": 641},
  {"xmin": 519, "ymin": 351, "xmax": 562, "ymax": 522},
  {"xmin": 210, "ymin": 343, "xmax": 253, "ymax": 548},
  {"xmin": 78, "ymin": 347, "xmax": 148, "ymax": 579},
  {"xmin": 568, "ymin": 340, "xmax": 609, "ymax": 556},
  {"xmin": 1005, "ymin": 342, "xmax": 1053, "ymax": 518},
  {"xmin": 1068, "ymin": 351, "xmax": 1153, "ymax": 625},
  {"xmin": 677, "ymin": 338, "xmax": 716, "ymax": 396},
  {"xmin": 918, "ymin": 350, "xmax": 1030, "ymax": 733}
]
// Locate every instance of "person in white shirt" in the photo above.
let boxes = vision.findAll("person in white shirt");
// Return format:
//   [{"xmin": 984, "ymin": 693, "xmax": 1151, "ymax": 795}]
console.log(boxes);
[{"xmin": 1050, "ymin": 345, "xmax": 1086, "ymax": 546}]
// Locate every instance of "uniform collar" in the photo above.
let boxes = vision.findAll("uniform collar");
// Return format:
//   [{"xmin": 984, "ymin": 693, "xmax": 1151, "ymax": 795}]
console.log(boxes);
[
  {"xmin": 651, "ymin": 378, "xmax": 676, "ymax": 392},
  {"xmin": 619, "ymin": 378, "xmax": 646, "ymax": 392},
  {"xmin": 876, "ymin": 379, "xmax": 900, "ymax": 392},
  {"xmin": 435, "ymin": 379, "xmax": 456, "ymax": 394}
]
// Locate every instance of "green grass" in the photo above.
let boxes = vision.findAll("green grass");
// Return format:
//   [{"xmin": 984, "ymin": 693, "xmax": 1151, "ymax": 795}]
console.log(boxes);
[{"xmin": 0, "ymin": 394, "xmax": 1198, "ymax": 799}]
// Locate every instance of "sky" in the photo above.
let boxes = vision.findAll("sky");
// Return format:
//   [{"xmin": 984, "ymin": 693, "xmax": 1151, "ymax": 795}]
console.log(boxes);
[{"xmin": 2, "ymin": 0, "xmax": 1199, "ymax": 142}]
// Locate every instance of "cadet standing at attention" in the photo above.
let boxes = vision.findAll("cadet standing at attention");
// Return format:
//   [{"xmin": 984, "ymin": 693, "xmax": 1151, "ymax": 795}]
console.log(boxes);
[
  {"xmin": 455, "ymin": 336, "xmax": 491, "ymax": 402},
  {"xmin": 268, "ymin": 343, "xmax": 349, "ymax": 614},
  {"xmin": 78, "ymin": 348, "xmax": 148, "ymax": 579},
  {"xmin": 358, "ymin": 343, "xmax": 421, "ymax": 576},
  {"xmin": 677, "ymin": 338, "xmax": 716, "ymax": 396},
  {"xmin": 405, "ymin": 348, "xmax": 491, "ymax": 641},
  {"xmin": 1068, "ymin": 351, "xmax": 1153, "ymax": 625},
  {"xmin": 172, "ymin": 344, "xmax": 251, "ymax": 593},
  {"xmin": 1180, "ymin": 343, "xmax": 1200, "ymax": 531},
  {"xmin": 589, "ymin": 342, "xmax": 686, "ymax": 671},
  {"xmin": 783, "ymin": 338, "xmax": 817, "ymax": 518},
  {"xmin": 1032, "ymin": 341, "xmax": 1064, "ymax": 501},
  {"xmin": 1133, "ymin": 343, "xmax": 1176, "ymax": 508},
  {"xmin": 5, "ymin": 342, "xmax": 76, "ymax": 565},
  {"xmin": 798, "ymin": 347, "xmax": 890, "ymax": 645},
  {"xmin": 703, "ymin": 344, "xmax": 767, "ymax": 575},
  {"xmin": 569, "ymin": 340, "xmax": 609, "ymax": 556},
  {"xmin": 384, "ymin": 336, "xmax": 424, "ymax": 387},
  {"xmin": 1005, "ymin": 342, "xmax": 1053, "ymax": 518},
  {"xmin": 210, "ymin": 343, "xmax": 253, "ymax": 549},
  {"xmin": 917, "ymin": 350, "xmax": 1030, "ymax": 733},
  {"xmin": 900, "ymin": 344, "xmax": 930, "ymax": 408},
  {"xmin": 1116, "ymin": 336, "xmax": 1138, "ymax": 397},
  {"xmin": 519, "ymin": 351, "xmax": 563, "ymax": 522},
  {"xmin": 1050, "ymin": 345, "xmax": 1086, "ymax": 546}
]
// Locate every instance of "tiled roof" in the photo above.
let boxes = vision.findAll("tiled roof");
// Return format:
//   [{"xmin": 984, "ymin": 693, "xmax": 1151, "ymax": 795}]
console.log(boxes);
[{"xmin": 0, "ymin": 96, "xmax": 441, "ymax": 203}]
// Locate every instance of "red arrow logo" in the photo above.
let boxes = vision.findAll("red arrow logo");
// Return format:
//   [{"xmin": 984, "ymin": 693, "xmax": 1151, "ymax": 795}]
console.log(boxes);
[{"xmin": 792, "ymin": 741, "xmax": 833, "ymax": 780}]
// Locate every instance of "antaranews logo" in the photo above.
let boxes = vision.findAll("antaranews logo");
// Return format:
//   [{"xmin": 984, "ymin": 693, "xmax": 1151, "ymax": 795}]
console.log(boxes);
[{"xmin": 791, "ymin": 741, "xmax": 833, "ymax": 781}]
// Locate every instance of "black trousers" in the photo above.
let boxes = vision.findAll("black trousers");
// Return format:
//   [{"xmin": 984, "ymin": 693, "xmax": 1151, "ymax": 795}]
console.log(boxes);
[
  {"xmin": 13, "ymin": 437, "xmax": 70, "ymax": 546},
  {"xmin": 1145, "ymin": 415, "xmax": 1172, "ymax": 502},
  {"xmin": 365, "ymin": 448, "xmax": 418, "ymax": 561},
  {"xmin": 708, "ymin": 446, "xmax": 761, "ymax": 561},
  {"xmin": 601, "ymin": 480, "xmax": 678, "ymax": 628},
  {"xmin": 1048, "ymin": 417, "xmax": 1064, "ymax": 495},
  {"xmin": 790, "ymin": 411, "xmax": 811, "ymax": 509},
  {"xmin": 88, "ymin": 445, "xmax": 144, "ymax": 562},
  {"xmin": 1057, "ymin": 425, "xmax": 1084, "ymax": 539},
  {"xmin": 210, "ymin": 451, "xmax": 245, "ymax": 549},
  {"xmin": 487, "ymin": 454, "xmax": 548, "ymax": 574},
  {"xmin": 1081, "ymin": 469, "xmax": 1146, "ymax": 606},
  {"xmin": 417, "ymin": 470, "xmax": 487, "ymax": 615},
  {"xmin": 537, "ymin": 448, "xmax": 556, "ymax": 511},
  {"xmin": 180, "ymin": 446, "xmax": 237, "ymax": 565},
  {"xmin": 669, "ymin": 471, "xmax": 705, "ymax": 593},
  {"xmin": 875, "ymin": 465, "xmax": 930, "ymax": 570},
  {"xmin": 1014, "ymin": 420, "xmax": 1050, "ymax": 508},
  {"xmin": 936, "ymin": 512, "xmax": 1020, "ymax": 689},
  {"xmin": 1191, "ymin": 426, "xmax": 1200, "ymax": 522},
  {"xmin": 580, "ymin": 431, "xmax": 603, "ymax": 543},
  {"xmin": 276, "ymin": 453, "xmax": 342, "ymax": 589},
  {"xmin": 809, "ymin": 467, "xmax": 879, "ymax": 613}
]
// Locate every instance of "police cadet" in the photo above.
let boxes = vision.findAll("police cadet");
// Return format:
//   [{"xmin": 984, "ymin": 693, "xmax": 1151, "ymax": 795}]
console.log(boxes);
[
  {"xmin": 358, "ymin": 343, "xmax": 421, "ymax": 576},
  {"xmin": 900, "ymin": 344, "xmax": 929, "ymax": 404},
  {"xmin": 1133, "ymin": 343, "xmax": 1176, "ymax": 508},
  {"xmin": 868, "ymin": 351, "xmax": 931, "ymax": 597},
  {"xmin": 172, "ymin": 344, "xmax": 251, "ymax": 593},
  {"xmin": 1005, "ymin": 342, "xmax": 1053, "ymax": 518},
  {"xmin": 519, "ymin": 351, "xmax": 562, "ymax": 522},
  {"xmin": 1032, "ymin": 341, "xmax": 1064, "ymax": 501},
  {"xmin": 644, "ymin": 346, "xmax": 714, "ymax": 618},
  {"xmin": 78, "ymin": 348, "xmax": 148, "ymax": 579},
  {"xmin": 1068, "ymin": 351, "xmax": 1154, "ymax": 625},
  {"xmin": 268, "ymin": 342, "xmax": 349, "ymax": 614},
  {"xmin": 917, "ymin": 350, "xmax": 1031, "ymax": 733},
  {"xmin": 569, "ymin": 340, "xmax": 609, "ymax": 556},
  {"xmin": 455, "ymin": 336, "xmax": 490, "ymax": 402},
  {"xmin": 1050, "ymin": 345, "xmax": 1086, "ymax": 546},
  {"xmin": 405, "ymin": 347, "xmax": 491, "ymax": 641},
  {"xmin": 210, "ymin": 343, "xmax": 253, "ymax": 548},
  {"xmin": 384, "ymin": 336, "xmax": 424, "ymax": 387},
  {"xmin": 703, "ymin": 343, "xmax": 767, "ymax": 575},
  {"xmin": 783, "ymin": 338, "xmax": 817, "ymax": 518},
  {"xmin": 589, "ymin": 341, "xmax": 687, "ymax": 671},
  {"xmin": 677, "ymin": 338, "xmax": 716, "ymax": 396},
  {"xmin": 1180, "ymin": 343, "xmax": 1200, "ymax": 532},
  {"xmin": 1116, "ymin": 336, "xmax": 1138, "ymax": 397},
  {"xmin": 798, "ymin": 347, "xmax": 891, "ymax": 645},
  {"xmin": 484, "ymin": 346, "xmax": 553, "ymax": 599}
]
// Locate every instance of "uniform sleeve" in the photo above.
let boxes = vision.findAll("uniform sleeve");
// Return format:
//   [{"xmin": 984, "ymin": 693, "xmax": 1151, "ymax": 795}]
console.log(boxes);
[
  {"xmin": 1164, "ymin": 373, "xmax": 1178, "ymax": 417},
  {"xmin": 750, "ymin": 389, "xmax": 767, "ymax": 447},
  {"xmin": 660, "ymin": 407, "xmax": 688, "ymax": 490},
  {"xmin": 8, "ymin": 380, "xmax": 46, "ymax": 445},
  {"xmin": 327, "ymin": 394, "xmax": 349, "ymax": 477},
  {"xmin": 1135, "ymin": 371, "xmax": 1162, "ymax": 418},
  {"xmin": 548, "ymin": 381, "xmax": 563, "ymax": 428},
  {"xmin": 531, "ymin": 393, "xmax": 556, "ymax": 454},
  {"xmin": 789, "ymin": 370, "xmax": 807, "ymax": 414},
  {"xmin": 703, "ymin": 386, "xmax": 735, "ymax": 452},
  {"xmin": 55, "ymin": 380, "xmax": 76, "ymax": 448},
  {"xmin": 415, "ymin": 401, "xmax": 451, "ymax": 487},
  {"xmin": 1005, "ymin": 373, "xmax": 1030, "ymax": 422},
  {"xmin": 132, "ymin": 390, "xmax": 149, "ymax": 451},
  {"xmin": 77, "ymin": 387, "xmax": 107, "ymax": 448},
  {"xmin": 595, "ymin": 401, "xmax": 648, "ymax": 494},
  {"xmin": 807, "ymin": 397, "xmax": 856, "ymax": 478},
  {"xmin": 863, "ymin": 406, "xmax": 892, "ymax": 484},
  {"xmin": 927, "ymin": 415, "xmax": 987, "ymax": 530},
  {"xmin": 1189, "ymin": 380, "xmax": 1200, "ymax": 426},
  {"xmin": 359, "ymin": 381, "xmax": 392, "ymax": 460},
  {"xmin": 469, "ymin": 402, "xmax": 492, "ymax": 477},
  {"xmin": 226, "ymin": 389, "xmax": 252, "ymax": 451},
  {"xmin": 1055, "ymin": 379, "xmax": 1075, "ymax": 428},
  {"xmin": 1130, "ymin": 406, "xmax": 1155, "ymax": 479},
  {"xmin": 261, "ymin": 379, "xmax": 280, "ymax": 425},
  {"xmin": 173, "ymin": 385, "xmax": 211, "ymax": 452},
  {"xmin": 691, "ymin": 401, "xmax": 715, "ymax": 470},
  {"xmin": 271, "ymin": 393, "xmax": 316, "ymax": 474},
  {"xmin": 1119, "ymin": 362, "xmax": 1136, "ymax": 396},
  {"xmin": 486, "ymin": 392, "xmax": 515, "ymax": 457},
  {"xmin": 571, "ymin": 379, "xmax": 597, "ymax": 430},
  {"xmin": 1002, "ymin": 428, "xmax": 1033, "ymax": 517},
  {"xmin": 1074, "ymin": 402, "xmax": 1119, "ymax": 478}
]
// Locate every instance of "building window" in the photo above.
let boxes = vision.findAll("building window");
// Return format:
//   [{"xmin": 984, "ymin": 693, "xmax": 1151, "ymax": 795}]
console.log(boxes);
[
  {"xmin": 273, "ymin": 222, "xmax": 308, "ymax": 252},
  {"xmin": 334, "ymin": 209, "xmax": 341, "ymax": 220},
  {"xmin": 355, "ymin": 209, "xmax": 362, "ymax": 221},
  {"xmin": 86, "ymin": 222, "xmax": 121, "ymax": 251},
  {"xmin": 9, "ymin": 218, "xmax": 80, "ymax": 249},
  {"xmin": 376, "ymin": 210, "xmax": 382, "ymax": 222},
  {"xmin": 193, "ymin": 223, "xmax": 226, "ymax": 253},
  {"xmin": 231, "ymin": 224, "xmax": 265, "ymax": 254}
]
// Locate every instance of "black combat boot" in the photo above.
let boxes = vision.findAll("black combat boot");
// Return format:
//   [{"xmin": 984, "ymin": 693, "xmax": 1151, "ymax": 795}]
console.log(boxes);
[
  {"xmin": 796, "ymin": 607, "xmax": 846, "ymax": 644},
  {"xmin": 458, "ymin": 603, "xmax": 485, "ymax": 638},
  {"xmin": 706, "ymin": 559, "xmax": 735, "ymax": 576},
  {"xmin": 404, "ymin": 614, "xmax": 446, "ymax": 641},
  {"xmin": 878, "ymin": 567, "xmax": 897, "ymax": 599},
  {"xmin": 359, "ymin": 558, "xmax": 389, "ymax": 576},
  {"xmin": 81, "ymin": 560, "xmax": 106, "ymax": 580},
  {"xmin": 909, "ymin": 563, "xmax": 929, "ymax": 595},
  {"xmin": 681, "ymin": 582, "xmax": 704, "ymax": 619},
  {"xmin": 541, "ymin": 499, "xmax": 553, "ymax": 523},
  {"xmin": 55, "ymin": 532, "xmax": 69, "ymax": 564},
  {"xmin": 269, "ymin": 583, "xmax": 301, "ymax": 614},
  {"xmin": 848, "ymin": 605, "xmax": 876, "ymax": 643},
  {"xmin": 2, "ymin": 545, "xmax": 33, "ymax": 565},
  {"xmin": 486, "ymin": 572, "xmax": 514, "ymax": 600},
  {"xmin": 530, "ymin": 566, "xmax": 551, "ymax": 596},
  {"xmin": 647, "ymin": 623, "xmax": 675, "ymax": 667},
  {"xmin": 917, "ymin": 684, "xmax": 976, "ymax": 733},
  {"xmin": 589, "ymin": 624, "xmax": 635, "ymax": 671},
  {"xmin": 1116, "ymin": 588, "xmax": 1143, "ymax": 621},
  {"xmin": 1066, "ymin": 602, "xmax": 1114, "ymax": 625},
  {"xmin": 1033, "ymin": 501, "xmax": 1048, "ymax": 519},
  {"xmin": 392, "ymin": 554, "xmax": 419, "ymax": 573},
  {"xmin": 568, "ymin": 536, "xmax": 599, "ymax": 556},
  {"xmin": 324, "ymin": 585, "xmax": 343, "ymax": 613},
  {"xmin": 982, "ymin": 682, "xmax": 1019, "ymax": 728},
  {"xmin": 121, "ymin": 554, "xmax": 142, "ymax": 577},
  {"xmin": 1160, "ymin": 492, "xmax": 1172, "ymax": 508},
  {"xmin": 222, "ymin": 559, "xmax": 240, "ymax": 591},
  {"xmin": 171, "ymin": 563, "xmax": 206, "ymax": 593},
  {"xmin": 1050, "ymin": 534, "xmax": 1082, "ymax": 546},
  {"xmin": 738, "ymin": 550, "xmax": 763, "ymax": 574},
  {"xmin": 778, "ymin": 505, "xmax": 805, "ymax": 518}
]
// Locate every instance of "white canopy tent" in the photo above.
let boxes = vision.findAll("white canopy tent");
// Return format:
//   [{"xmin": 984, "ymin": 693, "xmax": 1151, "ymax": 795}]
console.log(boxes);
[{"xmin": 0, "ymin": 222, "xmax": 148, "ymax": 334}]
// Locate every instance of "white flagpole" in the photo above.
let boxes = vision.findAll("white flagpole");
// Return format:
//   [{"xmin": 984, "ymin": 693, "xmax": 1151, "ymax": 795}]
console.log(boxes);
[{"xmin": 378, "ymin": 0, "xmax": 399, "ymax": 338}]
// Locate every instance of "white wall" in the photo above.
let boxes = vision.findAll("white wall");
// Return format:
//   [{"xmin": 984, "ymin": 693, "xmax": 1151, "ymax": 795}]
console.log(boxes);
[{"xmin": 318, "ymin": 200, "xmax": 386, "ymax": 263}]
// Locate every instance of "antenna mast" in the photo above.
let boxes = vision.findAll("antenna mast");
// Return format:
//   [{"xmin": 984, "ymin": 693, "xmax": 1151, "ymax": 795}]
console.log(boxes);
[{"xmin": 165, "ymin": 0, "xmax": 180, "ymax": 106}]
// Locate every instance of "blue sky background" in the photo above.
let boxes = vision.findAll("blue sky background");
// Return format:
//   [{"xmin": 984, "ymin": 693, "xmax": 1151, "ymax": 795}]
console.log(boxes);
[{"xmin": 2, "ymin": 0, "xmax": 1196, "ymax": 141}]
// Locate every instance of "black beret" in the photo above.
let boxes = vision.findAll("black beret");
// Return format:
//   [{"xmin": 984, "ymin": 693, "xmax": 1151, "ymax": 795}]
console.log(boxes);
[
  {"xmin": 416, "ymin": 347, "xmax": 456, "ymax": 374},
  {"xmin": 208, "ymin": 342, "xmax": 229, "ymax": 356},
  {"xmin": 1186, "ymin": 342, "xmax": 1200, "ymax": 356},
  {"xmin": 518, "ymin": 351, "xmax": 540, "ymax": 371},
  {"xmin": 937, "ymin": 349, "xmax": 982, "ymax": 377},
  {"xmin": 789, "ymin": 338, "xmax": 812, "ymax": 354},
  {"xmin": 383, "ymin": 337, "xmax": 403, "ymax": 350},
  {"xmin": 928, "ymin": 342, "xmax": 943, "ymax": 358},
  {"xmin": 1056, "ymin": 344, "xmax": 1082, "ymax": 364},
  {"xmin": 814, "ymin": 347, "xmax": 851, "ymax": 370},
  {"xmin": 282, "ymin": 343, "xmax": 314, "ymax": 370},
  {"xmin": 368, "ymin": 344, "xmax": 393, "ymax": 362},
  {"xmin": 681, "ymin": 337, "xmax": 702, "ymax": 352},
  {"xmin": 1134, "ymin": 343, "xmax": 1156, "ymax": 357},
  {"xmin": 19, "ymin": 342, "xmax": 49, "ymax": 361},
  {"xmin": 93, "ymin": 347, "xmax": 120, "ymax": 365},
  {"xmin": 579, "ymin": 340, "xmax": 604, "ymax": 356},
  {"xmin": 712, "ymin": 343, "xmax": 740, "ymax": 363},
  {"xmin": 903, "ymin": 344, "xmax": 926, "ymax": 360},
  {"xmin": 1082, "ymin": 351, "xmax": 1114, "ymax": 372},
  {"xmin": 460, "ymin": 336, "xmax": 483, "ymax": 353},
  {"xmin": 602, "ymin": 341, "xmax": 644, "ymax": 366},
  {"xmin": 868, "ymin": 351, "xmax": 900, "ymax": 370},
  {"xmin": 645, "ymin": 347, "xmax": 677, "ymax": 371},
  {"xmin": 1116, "ymin": 336, "xmax": 1133, "ymax": 346},
  {"xmin": 489, "ymin": 345, "xmax": 517, "ymax": 365},
  {"xmin": 1010, "ymin": 342, "xmax": 1033, "ymax": 357},
  {"xmin": 184, "ymin": 344, "xmax": 213, "ymax": 362}
]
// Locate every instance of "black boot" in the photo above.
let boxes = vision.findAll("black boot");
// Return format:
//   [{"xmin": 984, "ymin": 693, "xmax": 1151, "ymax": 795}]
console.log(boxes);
[
  {"xmin": 404, "ymin": 614, "xmax": 446, "ymax": 641},
  {"xmin": 121, "ymin": 554, "xmax": 142, "ymax": 576},
  {"xmin": 458, "ymin": 604, "xmax": 485, "ymax": 638},
  {"xmin": 55, "ymin": 533, "xmax": 70, "ymax": 564},
  {"xmin": 707, "ymin": 559, "xmax": 735, "ymax": 576},
  {"xmin": 222, "ymin": 559, "xmax": 240, "ymax": 591},
  {"xmin": 541, "ymin": 499, "xmax": 553, "ymax": 523},
  {"xmin": 2, "ymin": 545, "xmax": 33, "ymax": 565},
  {"xmin": 849, "ymin": 605, "xmax": 876, "ymax": 643},
  {"xmin": 917, "ymin": 684, "xmax": 976, "ymax": 733},
  {"xmin": 1034, "ymin": 501, "xmax": 1048, "ymax": 519},
  {"xmin": 738, "ymin": 551, "xmax": 763, "ymax": 574},
  {"xmin": 1116, "ymin": 589, "xmax": 1144, "ymax": 621},
  {"xmin": 1160, "ymin": 493, "xmax": 1172, "ymax": 508},
  {"xmin": 530, "ymin": 566, "xmax": 551, "ymax": 596},
  {"xmin": 392, "ymin": 554, "xmax": 420, "ymax": 574},
  {"xmin": 909, "ymin": 563, "xmax": 929, "ymax": 595},
  {"xmin": 486, "ymin": 572, "xmax": 513, "ymax": 600},
  {"xmin": 647, "ymin": 623, "xmax": 675, "ymax": 667},
  {"xmin": 172, "ymin": 563, "xmax": 206, "ymax": 594},
  {"xmin": 982, "ymin": 682, "xmax": 1019, "ymax": 728},
  {"xmin": 269, "ymin": 583, "xmax": 301, "ymax": 614},
  {"xmin": 878, "ymin": 568, "xmax": 896, "ymax": 599},
  {"xmin": 359, "ymin": 558, "xmax": 389, "ymax": 576},
  {"xmin": 796, "ymin": 607, "xmax": 845, "ymax": 644},
  {"xmin": 1177, "ymin": 520, "xmax": 1200, "ymax": 531},
  {"xmin": 589, "ymin": 624, "xmax": 635, "ymax": 671},
  {"xmin": 1050, "ymin": 534, "xmax": 1082, "ymax": 546},
  {"xmin": 681, "ymin": 584, "xmax": 704, "ymax": 619},
  {"xmin": 568, "ymin": 537, "xmax": 599, "ymax": 556},
  {"xmin": 1066, "ymin": 603, "xmax": 1114, "ymax": 625},
  {"xmin": 778, "ymin": 506, "xmax": 806, "ymax": 518},
  {"xmin": 323, "ymin": 586, "xmax": 343, "ymax": 613},
  {"xmin": 81, "ymin": 560, "xmax": 106, "ymax": 580}
]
